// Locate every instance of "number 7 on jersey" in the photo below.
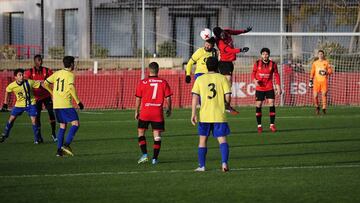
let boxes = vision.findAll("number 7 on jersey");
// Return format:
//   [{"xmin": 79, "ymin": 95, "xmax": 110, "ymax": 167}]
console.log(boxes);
[{"xmin": 150, "ymin": 83, "xmax": 158, "ymax": 99}]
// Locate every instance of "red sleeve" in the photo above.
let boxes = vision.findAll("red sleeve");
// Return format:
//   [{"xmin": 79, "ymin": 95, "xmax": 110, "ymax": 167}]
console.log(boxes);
[
  {"xmin": 24, "ymin": 69, "xmax": 31, "ymax": 79},
  {"xmin": 273, "ymin": 63, "xmax": 281, "ymax": 85},
  {"xmin": 135, "ymin": 81, "xmax": 143, "ymax": 98},
  {"xmin": 219, "ymin": 40, "xmax": 240, "ymax": 54},
  {"xmin": 224, "ymin": 28, "xmax": 246, "ymax": 35},
  {"xmin": 251, "ymin": 62, "xmax": 258, "ymax": 81},
  {"xmin": 164, "ymin": 81, "xmax": 172, "ymax": 98}
]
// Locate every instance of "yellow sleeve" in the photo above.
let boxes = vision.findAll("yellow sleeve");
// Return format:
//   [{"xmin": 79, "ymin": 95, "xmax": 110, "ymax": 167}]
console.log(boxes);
[
  {"xmin": 43, "ymin": 74, "xmax": 54, "ymax": 93},
  {"xmin": 191, "ymin": 79, "xmax": 200, "ymax": 95},
  {"xmin": 45, "ymin": 73, "xmax": 55, "ymax": 84},
  {"xmin": 5, "ymin": 83, "xmax": 13, "ymax": 93},
  {"xmin": 69, "ymin": 85, "xmax": 81, "ymax": 104},
  {"xmin": 186, "ymin": 49, "xmax": 202, "ymax": 76},
  {"xmin": 68, "ymin": 74, "xmax": 80, "ymax": 104}
]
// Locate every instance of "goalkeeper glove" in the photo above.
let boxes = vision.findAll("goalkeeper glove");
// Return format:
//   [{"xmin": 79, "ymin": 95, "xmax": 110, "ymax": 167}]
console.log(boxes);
[
  {"xmin": 1, "ymin": 103, "xmax": 8, "ymax": 112},
  {"xmin": 241, "ymin": 47, "xmax": 249, "ymax": 52},
  {"xmin": 245, "ymin": 26, "xmax": 252, "ymax": 33},
  {"xmin": 78, "ymin": 102, "xmax": 84, "ymax": 110},
  {"xmin": 185, "ymin": 75, "xmax": 191, "ymax": 84},
  {"xmin": 309, "ymin": 79, "xmax": 313, "ymax": 88}
]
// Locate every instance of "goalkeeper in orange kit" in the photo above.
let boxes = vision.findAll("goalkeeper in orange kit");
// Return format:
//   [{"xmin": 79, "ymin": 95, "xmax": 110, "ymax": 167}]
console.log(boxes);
[{"xmin": 309, "ymin": 50, "xmax": 333, "ymax": 115}]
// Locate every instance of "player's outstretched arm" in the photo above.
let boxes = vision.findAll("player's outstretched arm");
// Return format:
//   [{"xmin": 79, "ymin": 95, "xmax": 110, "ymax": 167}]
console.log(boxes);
[
  {"xmin": 191, "ymin": 94, "xmax": 199, "ymax": 126},
  {"xmin": 240, "ymin": 47, "xmax": 249, "ymax": 53},
  {"xmin": 225, "ymin": 26, "xmax": 252, "ymax": 35}
]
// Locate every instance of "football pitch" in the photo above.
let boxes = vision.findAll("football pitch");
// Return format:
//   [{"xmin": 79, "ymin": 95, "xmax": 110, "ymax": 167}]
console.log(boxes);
[{"xmin": 0, "ymin": 107, "xmax": 360, "ymax": 203}]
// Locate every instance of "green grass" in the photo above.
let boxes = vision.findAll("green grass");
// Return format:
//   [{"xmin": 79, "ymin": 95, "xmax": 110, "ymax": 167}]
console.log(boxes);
[{"xmin": 0, "ymin": 107, "xmax": 360, "ymax": 203}]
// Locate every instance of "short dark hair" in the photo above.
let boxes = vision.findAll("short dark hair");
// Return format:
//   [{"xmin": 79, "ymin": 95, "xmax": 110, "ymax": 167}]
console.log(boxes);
[
  {"xmin": 318, "ymin": 49, "xmax": 325, "ymax": 54},
  {"xmin": 63, "ymin": 56, "xmax": 75, "ymax": 68},
  {"xmin": 14, "ymin": 68, "xmax": 24, "ymax": 76},
  {"xmin": 260, "ymin": 47, "xmax": 270, "ymax": 55},
  {"xmin": 148, "ymin": 62, "xmax": 159, "ymax": 74},
  {"xmin": 206, "ymin": 37, "xmax": 216, "ymax": 45},
  {"xmin": 213, "ymin": 27, "xmax": 223, "ymax": 38},
  {"xmin": 34, "ymin": 54, "xmax": 42, "ymax": 61},
  {"xmin": 206, "ymin": 57, "xmax": 218, "ymax": 72}
]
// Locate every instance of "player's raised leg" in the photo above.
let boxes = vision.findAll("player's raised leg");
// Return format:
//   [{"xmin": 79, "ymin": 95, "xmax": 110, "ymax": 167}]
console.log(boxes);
[{"xmin": 62, "ymin": 119, "xmax": 79, "ymax": 156}]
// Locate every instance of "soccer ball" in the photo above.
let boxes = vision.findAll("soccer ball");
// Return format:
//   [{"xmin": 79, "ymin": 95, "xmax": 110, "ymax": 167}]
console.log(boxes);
[{"xmin": 200, "ymin": 28, "xmax": 212, "ymax": 40}]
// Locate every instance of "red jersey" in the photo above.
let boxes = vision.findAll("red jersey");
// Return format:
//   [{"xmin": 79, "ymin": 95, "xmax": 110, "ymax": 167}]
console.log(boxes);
[
  {"xmin": 135, "ymin": 76, "xmax": 172, "ymax": 122},
  {"xmin": 216, "ymin": 28, "xmax": 246, "ymax": 62},
  {"xmin": 251, "ymin": 59, "xmax": 280, "ymax": 91},
  {"xmin": 24, "ymin": 66, "xmax": 53, "ymax": 100}
]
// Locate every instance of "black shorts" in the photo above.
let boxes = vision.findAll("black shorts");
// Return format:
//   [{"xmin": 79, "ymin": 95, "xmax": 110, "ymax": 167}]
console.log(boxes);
[
  {"xmin": 138, "ymin": 119, "xmax": 165, "ymax": 131},
  {"xmin": 36, "ymin": 97, "xmax": 53, "ymax": 112},
  {"xmin": 218, "ymin": 61, "xmax": 234, "ymax": 75},
  {"xmin": 255, "ymin": 90, "xmax": 275, "ymax": 101}
]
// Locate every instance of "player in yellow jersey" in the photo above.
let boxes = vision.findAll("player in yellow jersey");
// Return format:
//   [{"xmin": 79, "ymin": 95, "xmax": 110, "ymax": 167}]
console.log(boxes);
[
  {"xmin": 309, "ymin": 50, "xmax": 333, "ymax": 115},
  {"xmin": 191, "ymin": 57, "xmax": 232, "ymax": 172},
  {"xmin": 44, "ymin": 56, "xmax": 84, "ymax": 157},
  {"xmin": 0, "ymin": 69, "xmax": 43, "ymax": 144},
  {"xmin": 185, "ymin": 37, "xmax": 217, "ymax": 83}
]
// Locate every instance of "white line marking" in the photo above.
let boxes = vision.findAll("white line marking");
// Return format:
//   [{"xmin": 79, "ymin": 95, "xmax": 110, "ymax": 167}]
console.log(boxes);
[
  {"xmin": 7, "ymin": 114, "xmax": 360, "ymax": 125},
  {"xmin": 1, "ymin": 164, "xmax": 359, "ymax": 179},
  {"xmin": 79, "ymin": 111, "xmax": 105, "ymax": 115}
]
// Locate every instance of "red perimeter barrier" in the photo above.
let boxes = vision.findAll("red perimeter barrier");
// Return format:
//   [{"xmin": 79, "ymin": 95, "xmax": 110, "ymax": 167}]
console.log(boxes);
[{"xmin": 0, "ymin": 69, "xmax": 359, "ymax": 109}]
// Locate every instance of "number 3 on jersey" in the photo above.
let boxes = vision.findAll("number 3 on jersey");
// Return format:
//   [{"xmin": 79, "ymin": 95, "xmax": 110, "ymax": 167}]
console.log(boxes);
[
  {"xmin": 208, "ymin": 83, "xmax": 217, "ymax": 99},
  {"xmin": 150, "ymin": 83, "xmax": 158, "ymax": 99}
]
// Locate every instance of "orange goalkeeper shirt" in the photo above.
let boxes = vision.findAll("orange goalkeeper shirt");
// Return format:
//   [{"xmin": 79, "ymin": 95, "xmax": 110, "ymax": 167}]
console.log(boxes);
[{"xmin": 310, "ymin": 59, "xmax": 333, "ymax": 84}]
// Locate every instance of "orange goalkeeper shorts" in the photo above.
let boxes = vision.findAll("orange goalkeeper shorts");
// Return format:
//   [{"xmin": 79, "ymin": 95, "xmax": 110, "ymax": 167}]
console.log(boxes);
[{"xmin": 313, "ymin": 82, "xmax": 328, "ymax": 93}]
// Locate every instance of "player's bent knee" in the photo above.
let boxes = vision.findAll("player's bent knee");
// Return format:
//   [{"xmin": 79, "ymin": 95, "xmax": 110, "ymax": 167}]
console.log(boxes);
[
  {"xmin": 217, "ymin": 136, "xmax": 227, "ymax": 144},
  {"xmin": 71, "ymin": 120, "xmax": 79, "ymax": 127}
]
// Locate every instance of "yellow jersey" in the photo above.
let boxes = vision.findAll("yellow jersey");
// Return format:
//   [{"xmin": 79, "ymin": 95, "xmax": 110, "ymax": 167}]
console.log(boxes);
[
  {"xmin": 45, "ymin": 69, "xmax": 80, "ymax": 109},
  {"xmin": 191, "ymin": 73, "xmax": 231, "ymax": 122},
  {"xmin": 6, "ymin": 80, "xmax": 40, "ymax": 107},
  {"xmin": 186, "ymin": 47, "xmax": 217, "ymax": 75},
  {"xmin": 311, "ymin": 59, "xmax": 333, "ymax": 83}
]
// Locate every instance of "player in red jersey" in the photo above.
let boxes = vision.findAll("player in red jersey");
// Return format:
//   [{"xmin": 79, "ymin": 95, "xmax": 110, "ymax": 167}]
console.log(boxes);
[
  {"xmin": 251, "ymin": 48, "xmax": 281, "ymax": 133},
  {"xmin": 135, "ymin": 62, "xmax": 172, "ymax": 165},
  {"xmin": 213, "ymin": 26, "xmax": 251, "ymax": 114},
  {"xmin": 24, "ymin": 55, "xmax": 57, "ymax": 142},
  {"xmin": 212, "ymin": 26, "xmax": 251, "ymax": 83}
]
